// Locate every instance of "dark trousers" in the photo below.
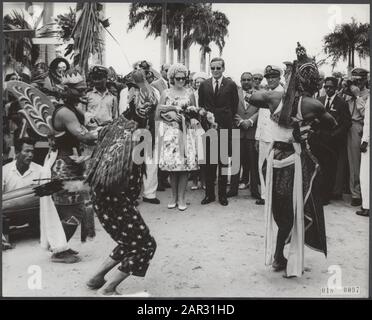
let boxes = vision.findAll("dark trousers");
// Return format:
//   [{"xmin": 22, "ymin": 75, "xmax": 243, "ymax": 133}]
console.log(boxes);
[
  {"xmin": 309, "ymin": 141, "xmax": 337, "ymax": 203},
  {"xmin": 229, "ymin": 139, "xmax": 260, "ymax": 197},
  {"xmin": 204, "ymin": 130, "xmax": 231, "ymax": 199},
  {"xmin": 158, "ymin": 169, "xmax": 169, "ymax": 187},
  {"xmin": 333, "ymin": 143, "xmax": 350, "ymax": 195}
]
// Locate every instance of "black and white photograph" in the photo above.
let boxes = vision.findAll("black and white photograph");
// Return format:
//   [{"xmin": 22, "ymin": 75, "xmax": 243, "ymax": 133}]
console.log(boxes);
[{"xmin": 1, "ymin": 1, "xmax": 370, "ymax": 299}]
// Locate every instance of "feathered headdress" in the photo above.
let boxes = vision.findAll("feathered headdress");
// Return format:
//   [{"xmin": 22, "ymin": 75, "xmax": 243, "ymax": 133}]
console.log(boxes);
[{"xmin": 278, "ymin": 42, "xmax": 319, "ymax": 127}]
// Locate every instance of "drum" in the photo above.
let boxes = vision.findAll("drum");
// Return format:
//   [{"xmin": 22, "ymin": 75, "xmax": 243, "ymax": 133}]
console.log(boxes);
[{"xmin": 2, "ymin": 185, "xmax": 40, "ymax": 214}]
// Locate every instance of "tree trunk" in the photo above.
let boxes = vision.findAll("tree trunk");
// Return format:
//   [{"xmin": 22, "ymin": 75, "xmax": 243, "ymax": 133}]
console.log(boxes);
[
  {"xmin": 184, "ymin": 46, "xmax": 190, "ymax": 69},
  {"xmin": 177, "ymin": 48, "xmax": 181, "ymax": 63},
  {"xmin": 347, "ymin": 48, "xmax": 352, "ymax": 77},
  {"xmin": 200, "ymin": 49, "xmax": 206, "ymax": 72},
  {"xmin": 351, "ymin": 47, "xmax": 355, "ymax": 69},
  {"xmin": 39, "ymin": 2, "xmax": 55, "ymax": 65},
  {"xmin": 160, "ymin": 3, "xmax": 167, "ymax": 66},
  {"xmin": 208, "ymin": 52, "xmax": 211, "ymax": 76},
  {"xmin": 168, "ymin": 36, "xmax": 174, "ymax": 65}
]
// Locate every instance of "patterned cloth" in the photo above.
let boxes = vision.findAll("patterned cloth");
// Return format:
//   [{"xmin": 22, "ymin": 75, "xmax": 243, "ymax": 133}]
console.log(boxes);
[
  {"xmin": 158, "ymin": 91, "xmax": 200, "ymax": 172},
  {"xmin": 51, "ymin": 154, "xmax": 86, "ymax": 205},
  {"xmin": 92, "ymin": 164, "xmax": 156, "ymax": 277}
]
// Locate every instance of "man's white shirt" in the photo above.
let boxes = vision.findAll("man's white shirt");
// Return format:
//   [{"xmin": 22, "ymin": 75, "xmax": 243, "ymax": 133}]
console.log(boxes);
[
  {"xmin": 212, "ymin": 76, "xmax": 224, "ymax": 91},
  {"xmin": 2, "ymin": 160, "xmax": 43, "ymax": 193},
  {"xmin": 255, "ymin": 84, "xmax": 284, "ymax": 142}
]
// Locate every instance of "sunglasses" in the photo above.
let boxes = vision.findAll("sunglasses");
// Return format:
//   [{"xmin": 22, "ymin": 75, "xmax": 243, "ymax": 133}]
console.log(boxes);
[
  {"xmin": 211, "ymin": 67, "xmax": 222, "ymax": 71},
  {"xmin": 175, "ymin": 77, "xmax": 186, "ymax": 81},
  {"xmin": 253, "ymin": 77, "xmax": 263, "ymax": 81},
  {"xmin": 241, "ymin": 78, "xmax": 252, "ymax": 82}
]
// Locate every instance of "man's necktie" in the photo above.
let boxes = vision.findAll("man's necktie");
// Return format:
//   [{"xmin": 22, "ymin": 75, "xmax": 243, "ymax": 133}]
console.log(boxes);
[
  {"xmin": 244, "ymin": 92, "xmax": 249, "ymax": 109},
  {"xmin": 214, "ymin": 80, "xmax": 219, "ymax": 97},
  {"xmin": 325, "ymin": 97, "xmax": 331, "ymax": 110}
]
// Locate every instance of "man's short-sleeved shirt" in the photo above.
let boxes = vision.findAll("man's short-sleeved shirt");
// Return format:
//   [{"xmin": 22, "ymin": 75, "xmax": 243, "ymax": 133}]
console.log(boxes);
[
  {"xmin": 85, "ymin": 88, "xmax": 118, "ymax": 125},
  {"xmin": 2, "ymin": 160, "xmax": 43, "ymax": 193}
]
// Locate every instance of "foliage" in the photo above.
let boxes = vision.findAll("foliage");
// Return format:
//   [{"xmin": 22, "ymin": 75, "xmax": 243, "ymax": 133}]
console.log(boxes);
[
  {"xmin": 323, "ymin": 17, "xmax": 370, "ymax": 70},
  {"xmin": 127, "ymin": 2, "xmax": 229, "ymax": 68},
  {"xmin": 3, "ymin": 10, "xmax": 39, "ymax": 66},
  {"xmin": 69, "ymin": 2, "xmax": 110, "ymax": 73}
]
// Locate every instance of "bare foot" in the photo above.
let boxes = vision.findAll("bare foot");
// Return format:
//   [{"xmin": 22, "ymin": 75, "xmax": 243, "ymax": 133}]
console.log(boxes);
[
  {"xmin": 87, "ymin": 276, "xmax": 106, "ymax": 290},
  {"xmin": 97, "ymin": 288, "xmax": 116, "ymax": 296},
  {"xmin": 113, "ymin": 291, "xmax": 151, "ymax": 297}
]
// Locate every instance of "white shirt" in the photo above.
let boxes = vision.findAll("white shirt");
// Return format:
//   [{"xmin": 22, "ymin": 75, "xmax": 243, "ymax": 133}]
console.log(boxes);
[
  {"xmin": 85, "ymin": 88, "xmax": 118, "ymax": 125},
  {"xmin": 2, "ymin": 160, "xmax": 43, "ymax": 193},
  {"xmin": 213, "ymin": 76, "xmax": 223, "ymax": 92},
  {"xmin": 255, "ymin": 84, "xmax": 284, "ymax": 142},
  {"xmin": 242, "ymin": 90, "xmax": 251, "ymax": 110},
  {"xmin": 362, "ymin": 96, "xmax": 370, "ymax": 144},
  {"xmin": 119, "ymin": 87, "xmax": 129, "ymax": 114}
]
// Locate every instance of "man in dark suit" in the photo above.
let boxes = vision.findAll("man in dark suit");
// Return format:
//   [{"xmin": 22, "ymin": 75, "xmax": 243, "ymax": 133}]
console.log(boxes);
[
  {"xmin": 198, "ymin": 57, "xmax": 239, "ymax": 206},
  {"xmin": 227, "ymin": 72, "xmax": 260, "ymax": 199},
  {"xmin": 309, "ymin": 76, "xmax": 352, "ymax": 204}
]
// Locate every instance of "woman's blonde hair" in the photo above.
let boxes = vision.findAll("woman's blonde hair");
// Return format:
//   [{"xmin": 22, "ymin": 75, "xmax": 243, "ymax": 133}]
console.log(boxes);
[{"xmin": 167, "ymin": 63, "xmax": 188, "ymax": 85}]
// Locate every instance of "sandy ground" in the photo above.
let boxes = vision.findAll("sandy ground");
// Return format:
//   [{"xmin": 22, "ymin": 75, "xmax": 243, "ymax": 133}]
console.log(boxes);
[{"xmin": 2, "ymin": 186, "xmax": 369, "ymax": 298}]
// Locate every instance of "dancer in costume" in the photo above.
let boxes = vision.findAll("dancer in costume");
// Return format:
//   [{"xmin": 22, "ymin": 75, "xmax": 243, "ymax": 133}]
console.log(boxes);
[
  {"xmin": 86, "ymin": 69, "xmax": 157, "ymax": 296},
  {"xmin": 49, "ymin": 68, "xmax": 98, "ymax": 253},
  {"xmin": 7, "ymin": 69, "xmax": 97, "ymax": 263},
  {"xmin": 248, "ymin": 43, "xmax": 337, "ymax": 277}
]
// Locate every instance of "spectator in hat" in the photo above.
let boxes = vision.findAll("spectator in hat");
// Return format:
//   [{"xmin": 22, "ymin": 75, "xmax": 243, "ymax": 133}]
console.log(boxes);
[
  {"xmin": 255, "ymin": 65, "xmax": 284, "ymax": 205},
  {"xmin": 344, "ymin": 68, "xmax": 369, "ymax": 207},
  {"xmin": 5, "ymin": 73, "xmax": 19, "ymax": 82},
  {"xmin": 40, "ymin": 57, "xmax": 70, "ymax": 103},
  {"xmin": 84, "ymin": 66, "xmax": 119, "ymax": 128}
]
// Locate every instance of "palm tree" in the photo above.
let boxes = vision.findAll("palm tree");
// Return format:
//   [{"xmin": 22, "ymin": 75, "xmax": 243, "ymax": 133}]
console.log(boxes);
[
  {"xmin": 3, "ymin": 10, "xmax": 39, "ymax": 67},
  {"xmin": 127, "ymin": 3, "xmax": 229, "ymax": 71},
  {"xmin": 195, "ymin": 10, "xmax": 229, "ymax": 72},
  {"xmin": 69, "ymin": 2, "xmax": 110, "ymax": 74},
  {"xmin": 128, "ymin": 3, "xmax": 192, "ymax": 64},
  {"xmin": 323, "ymin": 17, "xmax": 370, "ymax": 74}
]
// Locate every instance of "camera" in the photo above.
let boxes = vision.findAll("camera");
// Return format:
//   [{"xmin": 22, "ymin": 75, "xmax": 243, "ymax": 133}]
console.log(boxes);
[{"xmin": 341, "ymin": 79, "xmax": 356, "ymax": 96}]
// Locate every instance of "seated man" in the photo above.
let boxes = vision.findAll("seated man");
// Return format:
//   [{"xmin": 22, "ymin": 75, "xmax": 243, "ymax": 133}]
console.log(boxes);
[{"xmin": 2, "ymin": 137, "xmax": 43, "ymax": 247}]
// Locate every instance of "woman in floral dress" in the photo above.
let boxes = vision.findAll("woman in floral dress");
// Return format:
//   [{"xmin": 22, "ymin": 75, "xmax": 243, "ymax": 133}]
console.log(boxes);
[{"xmin": 156, "ymin": 64, "xmax": 201, "ymax": 211}]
